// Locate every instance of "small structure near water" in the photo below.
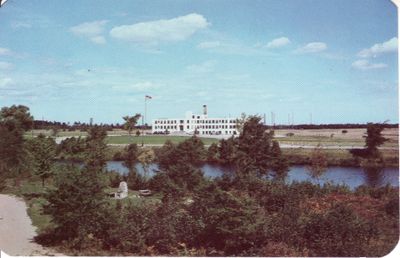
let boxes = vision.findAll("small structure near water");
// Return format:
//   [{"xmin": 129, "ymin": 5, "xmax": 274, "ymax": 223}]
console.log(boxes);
[
  {"xmin": 113, "ymin": 181, "xmax": 128, "ymax": 199},
  {"xmin": 139, "ymin": 189, "xmax": 152, "ymax": 197}
]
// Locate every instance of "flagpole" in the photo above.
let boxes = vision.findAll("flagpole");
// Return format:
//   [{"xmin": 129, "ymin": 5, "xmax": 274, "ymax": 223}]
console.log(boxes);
[{"xmin": 145, "ymin": 97, "xmax": 147, "ymax": 126}]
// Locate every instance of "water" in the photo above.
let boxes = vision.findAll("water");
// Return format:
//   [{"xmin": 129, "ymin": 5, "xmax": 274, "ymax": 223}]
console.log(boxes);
[{"xmin": 59, "ymin": 161, "xmax": 399, "ymax": 190}]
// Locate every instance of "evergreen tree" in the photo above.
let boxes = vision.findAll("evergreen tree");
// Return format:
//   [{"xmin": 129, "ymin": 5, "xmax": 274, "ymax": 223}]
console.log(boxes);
[
  {"xmin": 44, "ymin": 126, "xmax": 109, "ymax": 246},
  {"xmin": 235, "ymin": 116, "xmax": 276, "ymax": 176},
  {"xmin": 122, "ymin": 143, "xmax": 139, "ymax": 171},
  {"xmin": 206, "ymin": 143, "xmax": 219, "ymax": 163},
  {"xmin": 0, "ymin": 105, "xmax": 33, "ymax": 184},
  {"xmin": 26, "ymin": 134, "xmax": 56, "ymax": 187}
]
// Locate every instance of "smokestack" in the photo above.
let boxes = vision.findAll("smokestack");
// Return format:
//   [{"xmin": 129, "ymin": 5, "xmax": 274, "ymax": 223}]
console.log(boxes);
[{"xmin": 203, "ymin": 105, "xmax": 207, "ymax": 115}]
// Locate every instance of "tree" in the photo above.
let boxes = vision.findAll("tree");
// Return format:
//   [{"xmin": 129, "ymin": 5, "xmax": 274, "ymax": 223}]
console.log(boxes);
[
  {"xmin": 26, "ymin": 134, "xmax": 56, "ymax": 187},
  {"xmin": 206, "ymin": 143, "xmax": 219, "ymax": 163},
  {"xmin": 135, "ymin": 130, "xmax": 141, "ymax": 137},
  {"xmin": 0, "ymin": 105, "xmax": 33, "ymax": 184},
  {"xmin": 235, "ymin": 112, "xmax": 247, "ymax": 134},
  {"xmin": 364, "ymin": 123, "xmax": 387, "ymax": 157},
  {"xmin": 44, "ymin": 165, "xmax": 108, "ymax": 246},
  {"xmin": 122, "ymin": 143, "xmax": 139, "ymax": 171},
  {"xmin": 84, "ymin": 126, "xmax": 108, "ymax": 172},
  {"xmin": 218, "ymin": 137, "xmax": 237, "ymax": 165},
  {"xmin": 44, "ymin": 126, "xmax": 109, "ymax": 246},
  {"xmin": 350, "ymin": 123, "xmax": 388, "ymax": 160},
  {"xmin": 307, "ymin": 144, "xmax": 328, "ymax": 183},
  {"xmin": 137, "ymin": 148, "xmax": 155, "ymax": 180},
  {"xmin": 0, "ymin": 105, "xmax": 33, "ymax": 132},
  {"xmin": 270, "ymin": 141, "xmax": 289, "ymax": 181},
  {"xmin": 189, "ymin": 183, "xmax": 267, "ymax": 255},
  {"xmin": 123, "ymin": 114, "xmax": 141, "ymax": 135},
  {"xmin": 303, "ymin": 204, "xmax": 377, "ymax": 256},
  {"xmin": 156, "ymin": 137, "xmax": 206, "ymax": 170},
  {"xmin": 235, "ymin": 116, "xmax": 276, "ymax": 176}
]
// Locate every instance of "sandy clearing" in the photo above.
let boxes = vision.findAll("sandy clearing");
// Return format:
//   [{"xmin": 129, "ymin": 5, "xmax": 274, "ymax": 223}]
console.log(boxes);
[{"xmin": 0, "ymin": 194, "xmax": 63, "ymax": 256}]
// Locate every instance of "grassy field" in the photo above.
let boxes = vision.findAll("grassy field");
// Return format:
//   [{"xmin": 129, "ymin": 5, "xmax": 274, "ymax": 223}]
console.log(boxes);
[
  {"xmin": 274, "ymin": 128, "xmax": 398, "ymax": 148},
  {"xmin": 106, "ymin": 135, "xmax": 220, "ymax": 145},
  {"xmin": 25, "ymin": 128, "xmax": 398, "ymax": 149}
]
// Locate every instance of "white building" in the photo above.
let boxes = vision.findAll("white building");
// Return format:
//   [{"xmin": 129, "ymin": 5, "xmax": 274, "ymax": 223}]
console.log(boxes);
[{"xmin": 152, "ymin": 105, "xmax": 239, "ymax": 136}]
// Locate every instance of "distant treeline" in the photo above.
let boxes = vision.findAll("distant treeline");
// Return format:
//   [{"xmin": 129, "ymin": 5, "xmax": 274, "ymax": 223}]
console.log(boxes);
[
  {"xmin": 265, "ymin": 123, "xmax": 398, "ymax": 130},
  {"xmin": 32, "ymin": 120, "xmax": 151, "ymax": 131}
]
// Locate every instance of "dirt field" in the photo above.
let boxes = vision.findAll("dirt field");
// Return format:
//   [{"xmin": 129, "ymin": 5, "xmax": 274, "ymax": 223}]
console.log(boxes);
[{"xmin": 274, "ymin": 128, "xmax": 398, "ymax": 149}]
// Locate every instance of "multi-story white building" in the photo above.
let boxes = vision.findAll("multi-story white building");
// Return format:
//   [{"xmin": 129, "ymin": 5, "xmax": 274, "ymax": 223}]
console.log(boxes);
[{"xmin": 152, "ymin": 105, "xmax": 239, "ymax": 136}]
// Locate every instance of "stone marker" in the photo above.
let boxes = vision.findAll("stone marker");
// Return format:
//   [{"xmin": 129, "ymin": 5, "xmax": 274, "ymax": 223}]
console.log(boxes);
[{"xmin": 116, "ymin": 181, "xmax": 128, "ymax": 199}]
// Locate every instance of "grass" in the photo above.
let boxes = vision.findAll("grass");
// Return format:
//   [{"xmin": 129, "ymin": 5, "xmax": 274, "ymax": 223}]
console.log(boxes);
[{"xmin": 106, "ymin": 135, "xmax": 219, "ymax": 145}]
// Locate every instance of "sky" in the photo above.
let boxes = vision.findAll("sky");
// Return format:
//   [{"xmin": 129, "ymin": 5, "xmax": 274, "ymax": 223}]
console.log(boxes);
[{"xmin": 0, "ymin": 0, "xmax": 398, "ymax": 125}]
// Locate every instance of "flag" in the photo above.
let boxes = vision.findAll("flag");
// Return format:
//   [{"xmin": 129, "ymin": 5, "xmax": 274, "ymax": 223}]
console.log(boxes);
[
  {"xmin": 0, "ymin": 0, "xmax": 9, "ymax": 7},
  {"xmin": 145, "ymin": 95, "xmax": 152, "ymax": 99}
]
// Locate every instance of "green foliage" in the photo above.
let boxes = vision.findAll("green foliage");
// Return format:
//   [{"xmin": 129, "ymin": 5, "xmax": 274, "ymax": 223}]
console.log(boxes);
[
  {"xmin": 0, "ymin": 105, "xmax": 33, "ymax": 182},
  {"xmin": 156, "ymin": 136, "xmax": 206, "ymax": 170},
  {"xmin": 307, "ymin": 144, "xmax": 328, "ymax": 182},
  {"xmin": 270, "ymin": 141, "xmax": 289, "ymax": 180},
  {"xmin": 44, "ymin": 166, "xmax": 108, "ymax": 245},
  {"xmin": 127, "ymin": 169, "xmax": 146, "ymax": 190},
  {"xmin": 189, "ymin": 184, "xmax": 267, "ymax": 255},
  {"xmin": 26, "ymin": 134, "xmax": 57, "ymax": 187},
  {"xmin": 206, "ymin": 142, "xmax": 219, "ymax": 163},
  {"xmin": 235, "ymin": 116, "xmax": 287, "ymax": 178},
  {"xmin": 303, "ymin": 204, "xmax": 377, "ymax": 256},
  {"xmin": 218, "ymin": 137, "xmax": 237, "ymax": 165},
  {"xmin": 122, "ymin": 143, "xmax": 138, "ymax": 170},
  {"xmin": 57, "ymin": 136, "xmax": 86, "ymax": 160},
  {"xmin": 123, "ymin": 114, "xmax": 141, "ymax": 135},
  {"xmin": 365, "ymin": 123, "xmax": 387, "ymax": 156},
  {"xmin": 0, "ymin": 105, "xmax": 34, "ymax": 132},
  {"xmin": 84, "ymin": 126, "xmax": 108, "ymax": 172}
]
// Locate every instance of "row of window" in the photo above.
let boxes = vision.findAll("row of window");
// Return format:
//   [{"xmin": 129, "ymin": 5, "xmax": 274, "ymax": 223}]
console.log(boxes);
[
  {"xmin": 153, "ymin": 124, "xmax": 237, "ymax": 130},
  {"xmin": 200, "ymin": 131, "xmax": 237, "ymax": 135},
  {"xmin": 154, "ymin": 119, "xmax": 236, "ymax": 124}
]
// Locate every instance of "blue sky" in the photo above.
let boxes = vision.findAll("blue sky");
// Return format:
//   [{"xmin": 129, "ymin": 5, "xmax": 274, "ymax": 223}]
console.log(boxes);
[{"xmin": 0, "ymin": 0, "xmax": 398, "ymax": 125}]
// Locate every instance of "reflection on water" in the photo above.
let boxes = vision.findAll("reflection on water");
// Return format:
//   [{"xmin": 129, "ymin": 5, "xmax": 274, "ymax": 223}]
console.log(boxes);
[{"xmin": 57, "ymin": 160, "xmax": 399, "ymax": 190}]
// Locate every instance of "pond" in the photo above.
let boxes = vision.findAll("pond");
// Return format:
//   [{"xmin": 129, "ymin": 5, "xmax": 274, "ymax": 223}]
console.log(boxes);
[
  {"xmin": 105, "ymin": 161, "xmax": 398, "ymax": 190},
  {"xmin": 58, "ymin": 161, "xmax": 399, "ymax": 190}
]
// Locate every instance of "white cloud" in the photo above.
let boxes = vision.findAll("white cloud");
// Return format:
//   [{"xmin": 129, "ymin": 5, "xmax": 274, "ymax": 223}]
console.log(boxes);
[
  {"xmin": 112, "ymin": 81, "xmax": 159, "ymax": 91},
  {"xmin": 358, "ymin": 37, "xmax": 398, "ymax": 58},
  {"xmin": 11, "ymin": 21, "xmax": 32, "ymax": 29},
  {"xmin": 186, "ymin": 60, "xmax": 217, "ymax": 74},
  {"xmin": 351, "ymin": 59, "xmax": 387, "ymax": 70},
  {"xmin": 0, "ymin": 77, "xmax": 13, "ymax": 88},
  {"xmin": 0, "ymin": 61, "xmax": 13, "ymax": 70},
  {"xmin": 266, "ymin": 37, "xmax": 290, "ymax": 48},
  {"xmin": 296, "ymin": 42, "xmax": 327, "ymax": 53},
  {"xmin": 197, "ymin": 41, "xmax": 221, "ymax": 49},
  {"xmin": 70, "ymin": 20, "xmax": 108, "ymax": 44},
  {"xmin": 90, "ymin": 36, "xmax": 106, "ymax": 44},
  {"xmin": 110, "ymin": 13, "xmax": 209, "ymax": 44},
  {"xmin": 0, "ymin": 47, "xmax": 11, "ymax": 56}
]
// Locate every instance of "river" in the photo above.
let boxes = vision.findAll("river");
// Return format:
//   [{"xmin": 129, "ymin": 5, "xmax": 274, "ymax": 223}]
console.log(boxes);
[{"xmin": 102, "ymin": 161, "xmax": 398, "ymax": 190}]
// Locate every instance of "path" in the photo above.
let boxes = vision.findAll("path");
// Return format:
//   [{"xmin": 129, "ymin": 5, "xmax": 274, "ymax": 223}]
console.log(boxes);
[{"xmin": 0, "ymin": 194, "xmax": 62, "ymax": 256}]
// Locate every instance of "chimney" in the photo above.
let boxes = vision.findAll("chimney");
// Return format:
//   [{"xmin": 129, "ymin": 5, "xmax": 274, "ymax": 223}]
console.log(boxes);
[{"xmin": 203, "ymin": 105, "xmax": 207, "ymax": 115}]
